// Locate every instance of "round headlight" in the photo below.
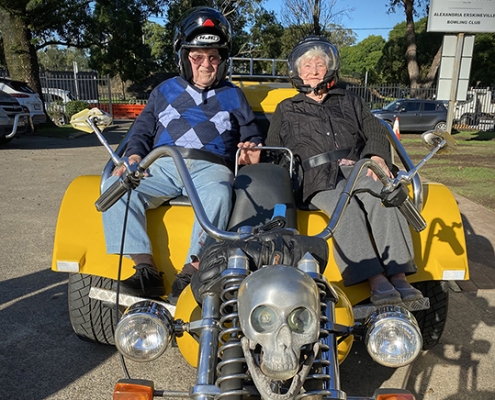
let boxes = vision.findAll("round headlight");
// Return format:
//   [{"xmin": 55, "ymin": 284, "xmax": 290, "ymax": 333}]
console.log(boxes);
[
  {"xmin": 115, "ymin": 301, "xmax": 173, "ymax": 362},
  {"xmin": 365, "ymin": 306, "xmax": 422, "ymax": 367}
]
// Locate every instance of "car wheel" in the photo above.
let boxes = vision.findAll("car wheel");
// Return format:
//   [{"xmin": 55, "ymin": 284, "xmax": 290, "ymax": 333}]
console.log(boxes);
[
  {"xmin": 412, "ymin": 280, "xmax": 449, "ymax": 350},
  {"xmin": 434, "ymin": 121, "xmax": 447, "ymax": 131},
  {"xmin": 52, "ymin": 114, "xmax": 69, "ymax": 126},
  {"xmin": 68, "ymin": 273, "xmax": 121, "ymax": 345}
]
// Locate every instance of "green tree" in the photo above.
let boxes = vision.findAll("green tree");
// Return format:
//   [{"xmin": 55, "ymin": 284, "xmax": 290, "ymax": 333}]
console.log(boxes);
[
  {"xmin": 88, "ymin": 0, "xmax": 169, "ymax": 91},
  {"xmin": 377, "ymin": 16, "xmax": 442, "ymax": 86},
  {"xmin": 470, "ymin": 33, "xmax": 495, "ymax": 87},
  {"xmin": 37, "ymin": 46, "xmax": 90, "ymax": 71},
  {"xmin": 245, "ymin": 9, "xmax": 284, "ymax": 58},
  {"xmin": 340, "ymin": 35, "xmax": 386, "ymax": 83},
  {"xmin": 385, "ymin": 0, "xmax": 443, "ymax": 94},
  {"xmin": 0, "ymin": 0, "xmax": 166, "ymax": 97},
  {"xmin": 143, "ymin": 21, "xmax": 169, "ymax": 70},
  {"xmin": 0, "ymin": 0, "xmax": 93, "ymax": 94}
]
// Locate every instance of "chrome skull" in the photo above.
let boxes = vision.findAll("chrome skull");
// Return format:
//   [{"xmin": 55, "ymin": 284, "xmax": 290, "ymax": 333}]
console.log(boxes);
[{"xmin": 238, "ymin": 265, "xmax": 320, "ymax": 383}]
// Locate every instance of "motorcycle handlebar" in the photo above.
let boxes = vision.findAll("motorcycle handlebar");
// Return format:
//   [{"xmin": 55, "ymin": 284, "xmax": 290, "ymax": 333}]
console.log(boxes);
[{"xmin": 95, "ymin": 145, "xmax": 426, "ymax": 242}]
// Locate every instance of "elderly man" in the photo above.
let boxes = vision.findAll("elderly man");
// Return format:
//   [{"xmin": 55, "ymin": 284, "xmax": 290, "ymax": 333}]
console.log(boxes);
[{"xmin": 102, "ymin": 7, "xmax": 263, "ymax": 303}]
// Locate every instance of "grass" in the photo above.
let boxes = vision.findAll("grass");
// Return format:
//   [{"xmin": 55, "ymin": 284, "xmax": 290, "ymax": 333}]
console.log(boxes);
[{"xmin": 400, "ymin": 130, "xmax": 495, "ymax": 212}]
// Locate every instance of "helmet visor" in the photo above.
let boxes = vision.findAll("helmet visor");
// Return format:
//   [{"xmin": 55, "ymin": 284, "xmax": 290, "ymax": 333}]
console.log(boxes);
[{"xmin": 288, "ymin": 40, "xmax": 340, "ymax": 79}]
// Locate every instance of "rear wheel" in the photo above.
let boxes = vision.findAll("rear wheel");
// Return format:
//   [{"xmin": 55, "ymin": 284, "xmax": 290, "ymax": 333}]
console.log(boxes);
[
  {"xmin": 412, "ymin": 280, "xmax": 449, "ymax": 350},
  {"xmin": 68, "ymin": 273, "xmax": 120, "ymax": 345},
  {"xmin": 0, "ymin": 136, "xmax": 13, "ymax": 146}
]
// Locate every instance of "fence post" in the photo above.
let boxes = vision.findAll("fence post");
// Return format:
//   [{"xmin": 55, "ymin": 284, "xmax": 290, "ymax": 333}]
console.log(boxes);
[{"xmin": 106, "ymin": 74, "xmax": 113, "ymax": 118}]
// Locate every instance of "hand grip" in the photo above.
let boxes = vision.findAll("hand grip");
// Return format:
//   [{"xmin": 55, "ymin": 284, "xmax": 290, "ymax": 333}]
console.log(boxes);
[
  {"xmin": 398, "ymin": 197, "xmax": 427, "ymax": 232},
  {"xmin": 95, "ymin": 177, "xmax": 129, "ymax": 212},
  {"xmin": 381, "ymin": 184, "xmax": 427, "ymax": 232}
]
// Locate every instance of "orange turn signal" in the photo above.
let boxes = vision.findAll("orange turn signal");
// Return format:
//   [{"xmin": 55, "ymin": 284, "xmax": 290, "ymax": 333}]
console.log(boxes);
[{"xmin": 113, "ymin": 379, "xmax": 154, "ymax": 400}]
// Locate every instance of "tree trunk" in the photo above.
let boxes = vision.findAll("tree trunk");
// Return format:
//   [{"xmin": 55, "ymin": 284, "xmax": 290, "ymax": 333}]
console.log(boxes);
[
  {"xmin": 423, "ymin": 45, "xmax": 442, "ymax": 88},
  {"xmin": 0, "ymin": 10, "xmax": 42, "ymax": 96},
  {"xmin": 403, "ymin": 0, "xmax": 420, "ymax": 96}
]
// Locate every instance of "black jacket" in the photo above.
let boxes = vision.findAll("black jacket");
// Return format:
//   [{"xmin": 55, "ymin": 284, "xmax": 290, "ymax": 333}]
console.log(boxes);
[{"xmin": 266, "ymin": 88, "xmax": 391, "ymax": 203}]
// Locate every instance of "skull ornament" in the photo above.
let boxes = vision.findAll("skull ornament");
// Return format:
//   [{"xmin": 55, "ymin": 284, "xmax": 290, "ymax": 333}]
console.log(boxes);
[{"xmin": 238, "ymin": 265, "xmax": 320, "ymax": 382}]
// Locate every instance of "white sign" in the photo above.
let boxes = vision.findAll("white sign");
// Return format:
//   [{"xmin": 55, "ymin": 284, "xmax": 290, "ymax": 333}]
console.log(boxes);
[
  {"xmin": 428, "ymin": 0, "xmax": 495, "ymax": 33},
  {"xmin": 436, "ymin": 34, "xmax": 475, "ymax": 101}
]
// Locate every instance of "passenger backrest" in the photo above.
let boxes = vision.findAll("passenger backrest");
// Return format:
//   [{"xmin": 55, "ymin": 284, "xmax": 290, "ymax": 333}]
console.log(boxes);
[{"xmin": 227, "ymin": 163, "xmax": 297, "ymax": 232}]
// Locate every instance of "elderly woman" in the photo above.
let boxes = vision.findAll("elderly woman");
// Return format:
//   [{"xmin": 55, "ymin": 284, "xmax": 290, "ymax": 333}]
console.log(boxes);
[{"xmin": 266, "ymin": 36, "xmax": 423, "ymax": 305}]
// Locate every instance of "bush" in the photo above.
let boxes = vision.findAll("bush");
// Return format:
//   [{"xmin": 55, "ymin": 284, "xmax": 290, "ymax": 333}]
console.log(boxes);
[{"xmin": 65, "ymin": 100, "xmax": 90, "ymax": 119}]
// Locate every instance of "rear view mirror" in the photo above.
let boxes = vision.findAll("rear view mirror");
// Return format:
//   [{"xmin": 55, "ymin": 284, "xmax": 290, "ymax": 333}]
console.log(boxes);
[
  {"xmin": 70, "ymin": 108, "xmax": 113, "ymax": 133},
  {"xmin": 421, "ymin": 130, "xmax": 457, "ymax": 154}
]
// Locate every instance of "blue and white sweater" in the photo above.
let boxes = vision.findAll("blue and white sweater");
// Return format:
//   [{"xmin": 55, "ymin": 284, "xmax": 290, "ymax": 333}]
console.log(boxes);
[{"xmin": 126, "ymin": 76, "xmax": 263, "ymax": 165}]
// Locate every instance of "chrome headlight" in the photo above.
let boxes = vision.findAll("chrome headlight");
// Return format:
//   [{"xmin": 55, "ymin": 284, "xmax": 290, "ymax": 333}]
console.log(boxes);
[
  {"xmin": 365, "ymin": 306, "xmax": 422, "ymax": 367},
  {"xmin": 115, "ymin": 301, "xmax": 173, "ymax": 362}
]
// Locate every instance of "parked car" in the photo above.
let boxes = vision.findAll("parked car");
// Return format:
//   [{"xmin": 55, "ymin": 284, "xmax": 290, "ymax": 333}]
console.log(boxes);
[
  {"xmin": 371, "ymin": 99, "xmax": 447, "ymax": 132},
  {"xmin": 42, "ymin": 87, "xmax": 77, "ymax": 125},
  {"xmin": 0, "ymin": 78, "xmax": 46, "ymax": 126},
  {"xmin": 0, "ymin": 90, "xmax": 32, "ymax": 145}
]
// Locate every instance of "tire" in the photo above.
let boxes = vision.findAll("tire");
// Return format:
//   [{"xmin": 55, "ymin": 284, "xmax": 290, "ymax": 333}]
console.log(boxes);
[
  {"xmin": 68, "ymin": 273, "xmax": 121, "ymax": 345},
  {"xmin": 412, "ymin": 281, "xmax": 449, "ymax": 350},
  {"xmin": 434, "ymin": 121, "xmax": 447, "ymax": 131},
  {"xmin": 0, "ymin": 136, "xmax": 13, "ymax": 146}
]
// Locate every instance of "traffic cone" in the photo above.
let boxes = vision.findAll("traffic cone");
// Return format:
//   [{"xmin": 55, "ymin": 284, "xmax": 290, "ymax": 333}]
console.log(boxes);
[{"xmin": 393, "ymin": 117, "xmax": 401, "ymax": 140}]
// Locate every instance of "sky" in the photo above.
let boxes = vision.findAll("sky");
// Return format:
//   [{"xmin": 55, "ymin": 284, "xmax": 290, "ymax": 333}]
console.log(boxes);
[{"xmin": 264, "ymin": 0, "xmax": 408, "ymax": 44}]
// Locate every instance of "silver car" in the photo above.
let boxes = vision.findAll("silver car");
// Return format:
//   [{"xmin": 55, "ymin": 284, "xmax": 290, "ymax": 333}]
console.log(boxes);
[{"xmin": 371, "ymin": 99, "xmax": 447, "ymax": 133}]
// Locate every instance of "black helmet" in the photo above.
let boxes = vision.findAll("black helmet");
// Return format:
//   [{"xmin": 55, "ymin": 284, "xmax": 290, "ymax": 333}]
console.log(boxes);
[
  {"xmin": 174, "ymin": 7, "xmax": 232, "ymax": 85},
  {"xmin": 288, "ymin": 36, "xmax": 340, "ymax": 94}
]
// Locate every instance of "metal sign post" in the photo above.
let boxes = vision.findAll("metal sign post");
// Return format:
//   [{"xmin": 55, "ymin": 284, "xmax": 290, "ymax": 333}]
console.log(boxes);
[{"xmin": 428, "ymin": 0, "xmax": 495, "ymax": 132}]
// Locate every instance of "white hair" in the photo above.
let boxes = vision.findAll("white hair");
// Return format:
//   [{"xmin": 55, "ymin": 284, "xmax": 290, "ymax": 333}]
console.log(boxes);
[{"xmin": 295, "ymin": 46, "xmax": 332, "ymax": 74}]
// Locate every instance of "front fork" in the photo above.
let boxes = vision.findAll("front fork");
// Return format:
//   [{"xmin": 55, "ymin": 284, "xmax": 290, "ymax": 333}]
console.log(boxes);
[
  {"xmin": 190, "ymin": 251, "xmax": 250, "ymax": 400},
  {"xmin": 302, "ymin": 274, "xmax": 348, "ymax": 400}
]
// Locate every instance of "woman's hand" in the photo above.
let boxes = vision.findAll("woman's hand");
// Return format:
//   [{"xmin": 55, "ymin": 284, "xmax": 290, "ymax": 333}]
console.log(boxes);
[
  {"xmin": 112, "ymin": 154, "xmax": 143, "ymax": 177},
  {"xmin": 237, "ymin": 142, "xmax": 262, "ymax": 165},
  {"xmin": 367, "ymin": 155, "xmax": 393, "ymax": 181}
]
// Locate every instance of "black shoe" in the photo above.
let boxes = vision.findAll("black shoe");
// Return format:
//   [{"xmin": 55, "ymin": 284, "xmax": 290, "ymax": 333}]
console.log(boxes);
[
  {"xmin": 168, "ymin": 272, "xmax": 193, "ymax": 305},
  {"xmin": 120, "ymin": 263, "xmax": 165, "ymax": 298}
]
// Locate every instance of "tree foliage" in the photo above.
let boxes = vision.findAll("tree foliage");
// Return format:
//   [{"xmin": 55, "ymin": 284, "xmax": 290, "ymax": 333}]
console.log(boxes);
[
  {"xmin": 0, "ymin": 0, "xmax": 94, "ymax": 93},
  {"xmin": 376, "ymin": 16, "xmax": 444, "ymax": 85},
  {"xmin": 470, "ymin": 33, "xmax": 495, "ymax": 87},
  {"xmin": 340, "ymin": 35, "xmax": 386, "ymax": 83},
  {"xmin": 0, "ymin": 0, "xmax": 166, "ymax": 96}
]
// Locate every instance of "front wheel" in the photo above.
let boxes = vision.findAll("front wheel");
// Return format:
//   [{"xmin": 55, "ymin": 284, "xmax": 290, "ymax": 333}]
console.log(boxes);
[
  {"xmin": 68, "ymin": 273, "xmax": 120, "ymax": 345},
  {"xmin": 412, "ymin": 280, "xmax": 449, "ymax": 350}
]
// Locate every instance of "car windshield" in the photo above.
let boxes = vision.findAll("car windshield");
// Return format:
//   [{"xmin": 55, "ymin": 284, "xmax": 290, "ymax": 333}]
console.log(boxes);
[{"xmin": 383, "ymin": 100, "xmax": 404, "ymax": 111}]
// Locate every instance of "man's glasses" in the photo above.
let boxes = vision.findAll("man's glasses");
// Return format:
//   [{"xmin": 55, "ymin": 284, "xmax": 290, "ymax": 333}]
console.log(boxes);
[{"xmin": 188, "ymin": 54, "xmax": 222, "ymax": 66}]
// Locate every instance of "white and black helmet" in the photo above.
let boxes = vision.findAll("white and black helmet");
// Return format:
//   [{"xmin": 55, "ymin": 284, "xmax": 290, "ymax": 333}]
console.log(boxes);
[
  {"xmin": 174, "ymin": 7, "xmax": 232, "ymax": 85},
  {"xmin": 288, "ymin": 36, "xmax": 340, "ymax": 94}
]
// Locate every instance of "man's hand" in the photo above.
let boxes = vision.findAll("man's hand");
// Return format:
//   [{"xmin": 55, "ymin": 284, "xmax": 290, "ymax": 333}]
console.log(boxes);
[
  {"xmin": 367, "ymin": 155, "xmax": 393, "ymax": 181},
  {"xmin": 237, "ymin": 142, "xmax": 262, "ymax": 165},
  {"xmin": 112, "ymin": 154, "xmax": 143, "ymax": 177}
]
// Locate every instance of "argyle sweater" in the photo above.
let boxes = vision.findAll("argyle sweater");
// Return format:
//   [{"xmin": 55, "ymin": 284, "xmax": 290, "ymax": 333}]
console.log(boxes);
[{"xmin": 126, "ymin": 76, "xmax": 262, "ymax": 164}]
